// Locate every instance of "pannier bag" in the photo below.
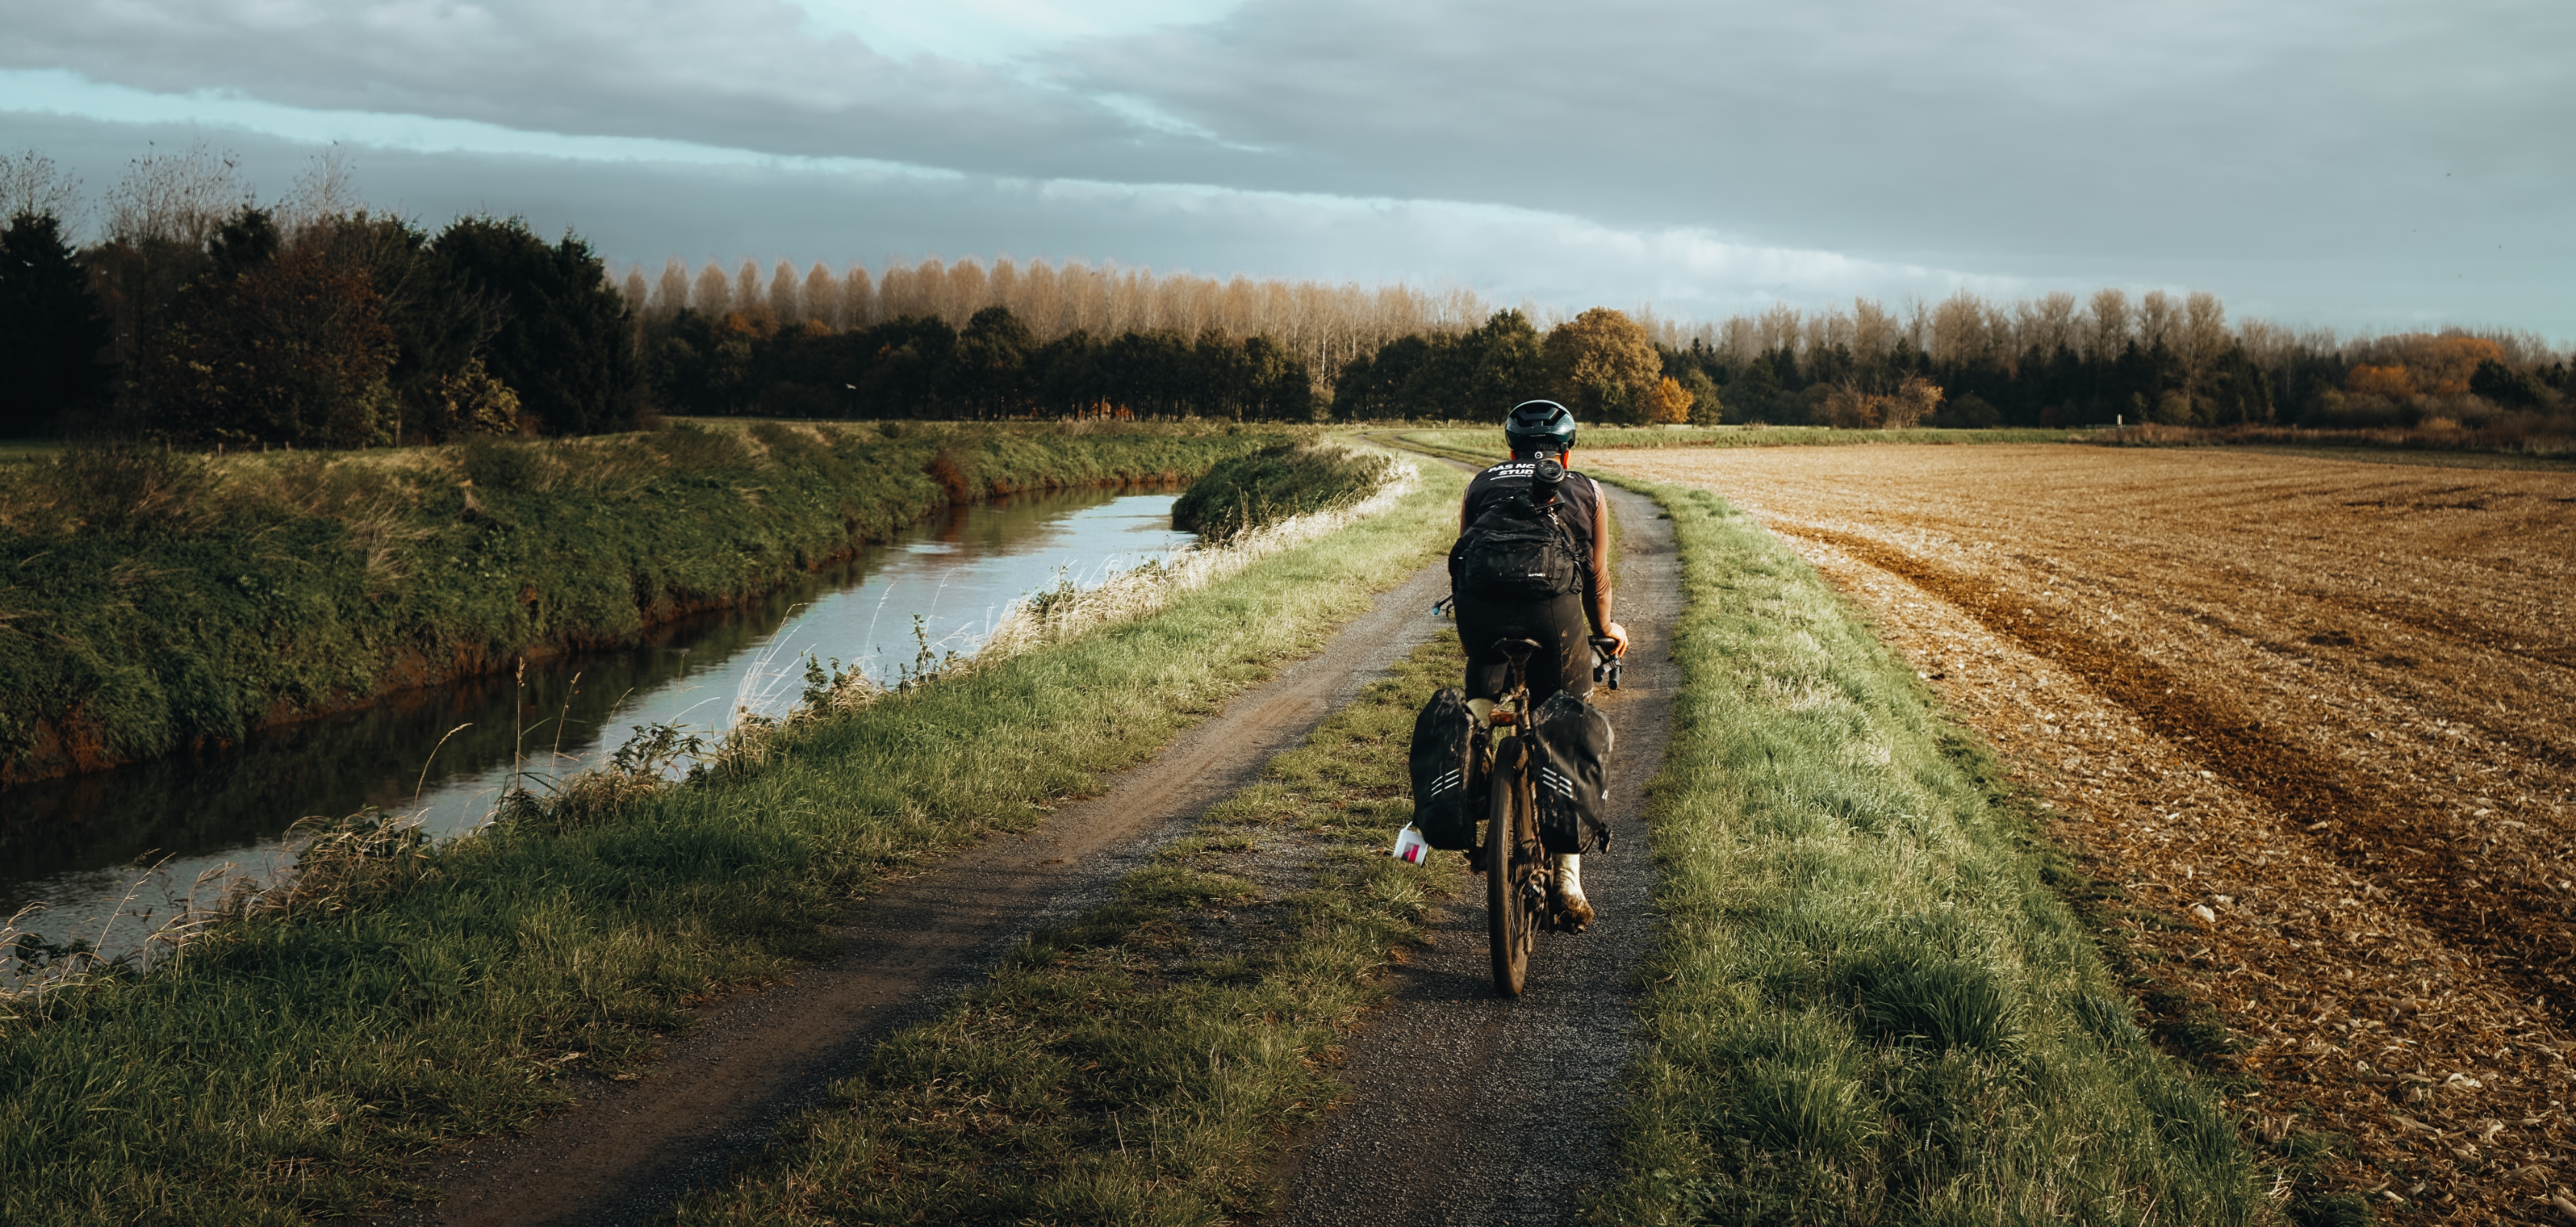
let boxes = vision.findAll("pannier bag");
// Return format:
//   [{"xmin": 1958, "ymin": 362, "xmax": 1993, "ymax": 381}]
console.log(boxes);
[
  {"xmin": 1407, "ymin": 687, "xmax": 1483, "ymax": 850},
  {"xmin": 1450, "ymin": 492, "xmax": 1584, "ymax": 600},
  {"xmin": 1530, "ymin": 690, "xmax": 1615, "ymax": 854}
]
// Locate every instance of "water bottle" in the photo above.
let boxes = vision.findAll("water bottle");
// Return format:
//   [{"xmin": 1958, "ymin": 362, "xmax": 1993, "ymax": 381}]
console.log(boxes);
[{"xmin": 1390, "ymin": 824, "xmax": 1431, "ymax": 865}]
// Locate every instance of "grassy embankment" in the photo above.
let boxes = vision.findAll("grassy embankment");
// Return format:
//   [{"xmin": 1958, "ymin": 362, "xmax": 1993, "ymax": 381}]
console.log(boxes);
[
  {"xmin": 0, "ymin": 442, "xmax": 1444, "ymax": 1225},
  {"xmin": 1593, "ymin": 477, "xmax": 2260, "ymax": 1225},
  {"xmin": 0, "ymin": 422, "xmax": 1280, "ymax": 785}
]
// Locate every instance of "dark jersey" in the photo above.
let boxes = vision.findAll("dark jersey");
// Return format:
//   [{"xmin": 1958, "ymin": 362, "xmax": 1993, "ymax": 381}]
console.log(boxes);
[{"xmin": 1461, "ymin": 459, "xmax": 1608, "ymax": 597}]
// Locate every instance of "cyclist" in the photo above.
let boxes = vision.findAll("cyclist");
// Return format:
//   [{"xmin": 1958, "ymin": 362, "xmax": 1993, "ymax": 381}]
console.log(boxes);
[{"xmin": 1454, "ymin": 399, "xmax": 1626, "ymax": 929}]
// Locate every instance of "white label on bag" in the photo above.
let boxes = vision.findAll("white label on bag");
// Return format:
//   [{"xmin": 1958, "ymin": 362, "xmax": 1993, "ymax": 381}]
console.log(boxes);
[{"xmin": 1392, "ymin": 824, "xmax": 1431, "ymax": 865}]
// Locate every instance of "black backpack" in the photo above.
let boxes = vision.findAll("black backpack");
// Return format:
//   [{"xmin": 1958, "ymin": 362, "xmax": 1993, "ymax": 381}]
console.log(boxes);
[
  {"xmin": 1450, "ymin": 492, "xmax": 1584, "ymax": 600},
  {"xmin": 1530, "ymin": 690, "xmax": 1614, "ymax": 854},
  {"xmin": 1406, "ymin": 687, "xmax": 1484, "ymax": 850}
]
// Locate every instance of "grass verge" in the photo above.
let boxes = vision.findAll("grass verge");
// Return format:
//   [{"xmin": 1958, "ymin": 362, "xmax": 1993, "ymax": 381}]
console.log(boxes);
[
  {"xmin": 0, "ymin": 455, "xmax": 1462, "ymax": 1225},
  {"xmin": 1592, "ymin": 477, "xmax": 2263, "ymax": 1225},
  {"xmin": 0, "ymin": 421, "xmax": 1280, "ymax": 785},
  {"xmin": 665, "ymin": 633, "xmax": 1469, "ymax": 1226}
]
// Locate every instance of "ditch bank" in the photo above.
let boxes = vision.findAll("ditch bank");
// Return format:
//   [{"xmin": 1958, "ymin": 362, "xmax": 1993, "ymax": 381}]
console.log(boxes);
[
  {"xmin": 0, "ymin": 421, "xmax": 1283, "ymax": 787},
  {"xmin": 0, "ymin": 449, "xmax": 1461, "ymax": 1226}
]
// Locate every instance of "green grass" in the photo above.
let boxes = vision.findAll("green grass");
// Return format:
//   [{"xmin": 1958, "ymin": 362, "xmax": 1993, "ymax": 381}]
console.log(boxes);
[
  {"xmin": 0, "ymin": 456, "xmax": 1465, "ymax": 1225},
  {"xmin": 1589, "ymin": 477, "xmax": 2262, "ymax": 1225},
  {"xmin": 1171, "ymin": 439, "xmax": 1394, "ymax": 539},
  {"xmin": 667, "ymin": 633, "xmax": 1470, "ymax": 1226},
  {"xmin": 0, "ymin": 421, "xmax": 1278, "ymax": 782}
]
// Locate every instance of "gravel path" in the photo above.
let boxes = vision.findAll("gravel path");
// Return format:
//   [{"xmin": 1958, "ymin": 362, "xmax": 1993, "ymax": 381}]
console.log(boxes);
[
  {"xmin": 382, "ymin": 559, "xmax": 1454, "ymax": 1227},
  {"xmin": 1267, "ymin": 479, "xmax": 1680, "ymax": 1227}
]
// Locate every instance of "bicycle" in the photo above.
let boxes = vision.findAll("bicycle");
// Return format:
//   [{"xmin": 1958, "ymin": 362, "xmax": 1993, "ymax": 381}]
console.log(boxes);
[{"xmin": 1472, "ymin": 634, "xmax": 1622, "ymax": 997}]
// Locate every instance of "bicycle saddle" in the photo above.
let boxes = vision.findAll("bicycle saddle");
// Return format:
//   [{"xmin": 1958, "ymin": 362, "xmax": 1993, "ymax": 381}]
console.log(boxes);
[{"xmin": 1493, "ymin": 637, "xmax": 1544, "ymax": 662}]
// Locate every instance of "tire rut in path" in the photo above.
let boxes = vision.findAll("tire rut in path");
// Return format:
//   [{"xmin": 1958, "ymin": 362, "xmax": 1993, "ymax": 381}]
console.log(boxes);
[
  {"xmin": 384, "ymin": 560, "xmax": 1456, "ymax": 1227},
  {"xmin": 1267, "ymin": 482, "xmax": 1680, "ymax": 1227}
]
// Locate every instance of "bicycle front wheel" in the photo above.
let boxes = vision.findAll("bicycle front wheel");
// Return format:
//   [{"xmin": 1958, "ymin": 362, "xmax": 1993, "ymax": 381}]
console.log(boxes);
[{"xmin": 1487, "ymin": 742, "xmax": 1530, "ymax": 997}]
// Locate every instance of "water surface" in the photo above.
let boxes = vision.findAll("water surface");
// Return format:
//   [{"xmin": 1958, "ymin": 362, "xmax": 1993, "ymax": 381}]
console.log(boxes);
[{"xmin": 2, "ymin": 486, "xmax": 1191, "ymax": 956}]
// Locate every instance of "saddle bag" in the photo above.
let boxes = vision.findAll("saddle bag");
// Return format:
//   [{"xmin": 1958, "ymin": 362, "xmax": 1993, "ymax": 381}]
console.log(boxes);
[
  {"xmin": 1530, "ymin": 690, "xmax": 1615, "ymax": 854},
  {"xmin": 1449, "ymin": 493, "xmax": 1584, "ymax": 600},
  {"xmin": 1406, "ymin": 687, "xmax": 1483, "ymax": 850}
]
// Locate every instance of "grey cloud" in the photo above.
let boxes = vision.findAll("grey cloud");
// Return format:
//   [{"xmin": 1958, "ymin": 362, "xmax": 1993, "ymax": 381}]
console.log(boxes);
[{"xmin": 3, "ymin": 0, "xmax": 2568, "ymax": 332}]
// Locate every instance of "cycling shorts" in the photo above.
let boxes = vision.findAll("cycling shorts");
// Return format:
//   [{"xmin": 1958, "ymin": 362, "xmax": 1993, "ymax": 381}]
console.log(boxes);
[{"xmin": 1456, "ymin": 592, "xmax": 1592, "ymax": 707}]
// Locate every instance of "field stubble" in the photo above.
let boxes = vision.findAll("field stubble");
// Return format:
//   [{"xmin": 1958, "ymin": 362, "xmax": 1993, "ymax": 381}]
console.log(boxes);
[{"xmin": 1595, "ymin": 444, "xmax": 2576, "ymax": 1222}]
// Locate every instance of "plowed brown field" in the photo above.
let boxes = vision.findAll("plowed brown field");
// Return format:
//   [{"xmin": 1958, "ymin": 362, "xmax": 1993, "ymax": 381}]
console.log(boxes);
[{"xmin": 1594, "ymin": 443, "xmax": 2576, "ymax": 1222}]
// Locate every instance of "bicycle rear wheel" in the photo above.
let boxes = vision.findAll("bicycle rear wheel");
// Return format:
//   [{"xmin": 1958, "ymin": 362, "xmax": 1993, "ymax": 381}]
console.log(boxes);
[{"xmin": 1487, "ymin": 743, "xmax": 1530, "ymax": 996}]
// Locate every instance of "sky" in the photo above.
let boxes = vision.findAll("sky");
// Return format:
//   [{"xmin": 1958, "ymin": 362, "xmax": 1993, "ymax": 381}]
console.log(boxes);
[{"xmin": 2, "ymin": 0, "xmax": 2568, "ymax": 337}]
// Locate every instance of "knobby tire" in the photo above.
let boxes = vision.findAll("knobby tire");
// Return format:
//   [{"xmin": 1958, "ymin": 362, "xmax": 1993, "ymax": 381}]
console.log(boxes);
[{"xmin": 1487, "ymin": 740, "xmax": 1530, "ymax": 997}]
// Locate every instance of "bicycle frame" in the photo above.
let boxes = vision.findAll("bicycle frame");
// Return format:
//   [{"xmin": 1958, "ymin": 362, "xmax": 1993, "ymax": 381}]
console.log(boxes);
[{"xmin": 1480, "ymin": 638, "xmax": 1552, "ymax": 997}]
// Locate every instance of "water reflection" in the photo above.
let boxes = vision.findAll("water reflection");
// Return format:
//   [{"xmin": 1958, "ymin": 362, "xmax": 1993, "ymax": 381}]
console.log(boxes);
[{"xmin": 1, "ymin": 486, "xmax": 1191, "ymax": 953}]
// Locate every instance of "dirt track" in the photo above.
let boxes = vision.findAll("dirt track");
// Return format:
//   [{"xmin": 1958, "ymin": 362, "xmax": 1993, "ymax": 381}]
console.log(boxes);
[
  {"xmin": 381, "ymin": 560, "xmax": 1455, "ymax": 1227},
  {"xmin": 1263, "ymin": 473, "xmax": 1679, "ymax": 1226},
  {"xmin": 1596, "ymin": 442, "xmax": 2575, "ymax": 1221}
]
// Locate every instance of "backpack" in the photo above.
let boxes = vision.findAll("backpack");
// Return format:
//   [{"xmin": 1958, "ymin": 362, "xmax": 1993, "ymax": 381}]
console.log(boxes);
[
  {"xmin": 1450, "ymin": 492, "xmax": 1584, "ymax": 600},
  {"xmin": 1406, "ymin": 687, "xmax": 1484, "ymax": 850},
  {"xmin": 1530, "ymin": 690, "xmax": 1614, "ymax": 854}
]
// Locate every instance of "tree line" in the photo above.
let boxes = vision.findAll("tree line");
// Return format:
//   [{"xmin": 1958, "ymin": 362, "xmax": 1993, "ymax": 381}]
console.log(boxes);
[
  {"xmin": 5, "ymin": 143, "xmax": 2567, "ymax": 445},
  {"xmin": 1, "ymin": 146, "xmax": 636, "ymax": 444},
  {"xmin": 1646, "ymin": 291, "xmax": 2573, "ymax": 431}
]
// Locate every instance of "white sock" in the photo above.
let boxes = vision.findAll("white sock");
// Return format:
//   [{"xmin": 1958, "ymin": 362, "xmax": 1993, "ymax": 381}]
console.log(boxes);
[{"xmin": 1552, "ymin": 853, "xmax": 1585, "ymax": 900}]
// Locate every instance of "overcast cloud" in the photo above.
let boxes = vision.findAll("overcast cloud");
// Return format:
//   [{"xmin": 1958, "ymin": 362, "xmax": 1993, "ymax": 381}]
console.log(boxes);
[{"xmin": 2, "ymin": 0, "xmax": 2566, "ymax": 334}]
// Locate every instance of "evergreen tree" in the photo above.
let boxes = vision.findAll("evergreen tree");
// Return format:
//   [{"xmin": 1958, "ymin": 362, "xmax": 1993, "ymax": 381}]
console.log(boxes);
[
  {"xmin": 431, "ymin": 216, "xmax": 638, "ymax": 435},
  {"xmin": 148, "ymin": 209, "xmax": 400, "ymax": 446},
  {"xmin": 0, "ymin": 210, "xmax": 113, "ymax": 436}
]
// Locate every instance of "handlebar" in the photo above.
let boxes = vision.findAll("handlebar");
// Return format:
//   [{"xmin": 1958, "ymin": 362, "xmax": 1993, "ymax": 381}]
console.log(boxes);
[{"xmin": 1589, "ymin": 636, "xmax": 1623, "ymax": 690}]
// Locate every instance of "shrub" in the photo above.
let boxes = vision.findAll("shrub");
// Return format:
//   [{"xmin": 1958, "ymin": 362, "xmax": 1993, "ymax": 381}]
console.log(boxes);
[{"xmin": 1171, "ymin": 441, "xmax": 1388, "ymax": 540}]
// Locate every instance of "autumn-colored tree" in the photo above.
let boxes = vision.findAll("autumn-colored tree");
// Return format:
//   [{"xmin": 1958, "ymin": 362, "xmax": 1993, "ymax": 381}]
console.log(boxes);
[
  {"xmin": 1543, "ymin": 308, "xmax": 1661, "ymax": 425},
  {"xmin": 1644, "ymin": 375, "xmax": 1693, "ymax": 424},
  {"xmin": 2344, "ymin": 363, "xmax": 2414, "ymax": 399},
  {"xmin": 692, "ymin": 260, "xmax": 731, "ymax": 315},
  {"xmin": 2390, "ymin": 335, "xmax": 2502, "ymax": 396},
  {"xmin": 1883, "ymin": 375, "xmax": 1943, "ymax": 429},
  {"xmin": 1819, "ymin": 382, "xmax": 1876, "ymax": 429},
  {"xmin": 801, "ymin": 262, "xmax": 838, "ymax": 331}
]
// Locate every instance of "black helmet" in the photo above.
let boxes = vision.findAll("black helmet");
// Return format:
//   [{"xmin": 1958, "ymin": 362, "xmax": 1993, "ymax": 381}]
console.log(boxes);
[{"xmin": 1504, "ymin": 400, "xmax": 1576, "ymax": 456}]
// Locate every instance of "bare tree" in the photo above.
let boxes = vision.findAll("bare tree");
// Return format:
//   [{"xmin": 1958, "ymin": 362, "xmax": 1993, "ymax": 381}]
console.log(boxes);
[
  {"xmin": 2, "ymin": 149, "xmax": 83, "ymax": 223},
  {"xmin": 2136, "ymin": 290, "xmax": 2178, "ymax": 353},
  {"xmin": 734, "ymin": 259, "xmax": 762, "ymax": 317},
  {"xmin": 2085, "ymin": 288, "xmax": 2132, "ymax": 361},
  {"xmin": 2175, "ymin": 290, "xmax": 2229, "ymax": 413},
  {"xmin": 104, "ymin": 140, "xmax": 248, "ymax": 248},
  {"xmin": 278, "ymin": 146, "xmax": 360, "ymax": 238}
]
